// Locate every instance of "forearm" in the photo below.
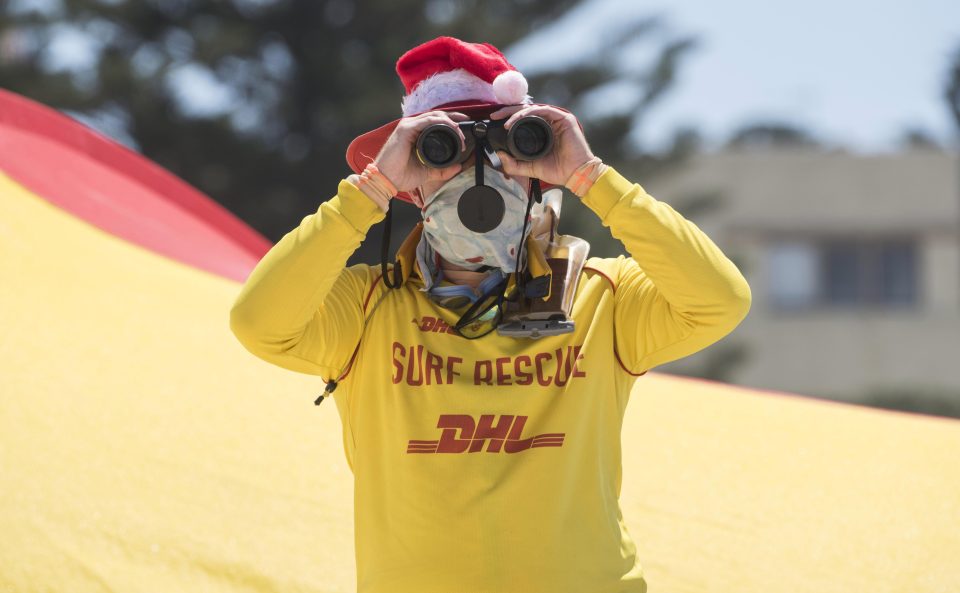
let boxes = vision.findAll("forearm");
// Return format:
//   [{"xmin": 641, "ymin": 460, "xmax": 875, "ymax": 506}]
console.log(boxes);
[{"xmin": 579, "ymin": 166, "xmax": 751, "ymax": 367}]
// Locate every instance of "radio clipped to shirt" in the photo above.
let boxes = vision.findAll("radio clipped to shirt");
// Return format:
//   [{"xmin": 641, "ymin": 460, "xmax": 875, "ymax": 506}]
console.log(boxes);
[{"xmin": 498, "ymin": 189, "xmax": 589, "ymax": 339}]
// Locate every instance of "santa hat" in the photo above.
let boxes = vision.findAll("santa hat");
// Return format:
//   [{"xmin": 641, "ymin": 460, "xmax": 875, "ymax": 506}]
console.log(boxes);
[
  {"xmin": 346, "ymin": 36, "xmax": 537, "ymax": 205},
  {"xmin": 396, "ymin": 36, "xmax": 532, "ymax": 116}
]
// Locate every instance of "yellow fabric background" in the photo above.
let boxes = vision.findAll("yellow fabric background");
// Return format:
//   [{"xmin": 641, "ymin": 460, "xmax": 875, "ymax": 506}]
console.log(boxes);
[{"xmin": 2, "ymin": 171, "xmax": 958, "ymax": 592}]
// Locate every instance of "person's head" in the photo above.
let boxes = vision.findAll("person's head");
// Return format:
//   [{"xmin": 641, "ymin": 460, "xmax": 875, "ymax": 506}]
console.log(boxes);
[
  {"xmin": 348, "ymin": 37, "xmax": 555, "ymax": 274},
  {"xmin": 347, "ymin": 37, "xmax": 583, "ymax": 338}
]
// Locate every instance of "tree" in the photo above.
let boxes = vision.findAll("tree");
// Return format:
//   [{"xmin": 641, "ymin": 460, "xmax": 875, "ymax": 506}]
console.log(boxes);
[
  {"xmin": 899, "ymin": 127, "xmax": 943, "ymax": 151},
  {"xmin": 945, "ymin": 43, "xmax": 960, "ymax": 309},
  {"xmin": 725, "ymin": 121, "xmax": 820, "ymax": 150},
  {"xmin": 517, "ymin": 17, "xmax": 701, "ymax": 257},
  {"xmin": 946, "ymin": 43, "xmax": 960, "ymax": 142},
  {"xmin": 1, "ymin": 0, "xmax": 698, "ymax": 265}
]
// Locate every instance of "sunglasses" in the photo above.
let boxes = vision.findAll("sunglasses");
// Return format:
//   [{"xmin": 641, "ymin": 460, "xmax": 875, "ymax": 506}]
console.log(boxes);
[
  {"xmin": 427, "ymin": 267, "xmax": 507, "ymax": 310},
  {"xmin": 451, "ymin": 274, "xmax": 522, "ymax": 339}
]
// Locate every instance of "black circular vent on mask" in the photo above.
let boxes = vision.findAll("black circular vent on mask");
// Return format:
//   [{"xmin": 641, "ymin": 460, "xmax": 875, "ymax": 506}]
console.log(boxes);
[{"xmin": 457, "ymin": 185, "xmax": 505, "ymax": 233}]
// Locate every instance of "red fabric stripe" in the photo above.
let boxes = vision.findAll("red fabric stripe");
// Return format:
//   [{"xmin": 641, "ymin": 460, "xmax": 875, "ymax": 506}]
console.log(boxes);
[{"xmin": 0, "ymin": 89, "xmax": 272, "ymax": 282}]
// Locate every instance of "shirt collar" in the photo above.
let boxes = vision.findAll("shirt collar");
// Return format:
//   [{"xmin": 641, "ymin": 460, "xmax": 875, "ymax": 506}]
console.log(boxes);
[{"xmin": 389, "ymin": 220, "xmax": 552, "ymax": 299}]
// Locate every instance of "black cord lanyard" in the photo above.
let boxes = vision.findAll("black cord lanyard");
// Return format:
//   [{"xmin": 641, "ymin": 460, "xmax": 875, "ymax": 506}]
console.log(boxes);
[{"xmin": 380, "ymin": 199, "xmax": 403, "ymax": 289}]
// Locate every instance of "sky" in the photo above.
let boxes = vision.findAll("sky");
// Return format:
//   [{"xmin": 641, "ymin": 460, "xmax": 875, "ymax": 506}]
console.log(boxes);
[
  {"xmin": 507, "ymin": 0, "xmax": 960, "ymax": 153},
  {"xmin": 28, "ymin": 0, "xmax": 960, "ymax": 154}
]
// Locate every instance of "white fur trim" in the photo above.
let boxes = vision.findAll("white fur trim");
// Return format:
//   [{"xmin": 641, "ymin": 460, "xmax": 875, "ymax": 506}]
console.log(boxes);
[{"xmin": 400, "ymin": 69, "xmax": 532, "ymax": 116}]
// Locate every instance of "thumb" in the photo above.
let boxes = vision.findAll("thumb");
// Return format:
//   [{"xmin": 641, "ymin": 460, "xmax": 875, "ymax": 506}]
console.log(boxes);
[
  {"xmin": 497, "ymin": 151, "xmax": 535, "ymax": 178},
  {"xmin": 428, "ymin": 162, "xmax": 463, "ymax": 182}
]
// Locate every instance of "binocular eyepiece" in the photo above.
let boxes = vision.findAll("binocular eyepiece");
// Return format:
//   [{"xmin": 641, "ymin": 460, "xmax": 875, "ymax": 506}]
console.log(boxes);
[{"xmin": 416, "ymin": 116, "xmax": 554, "ymax": 169}]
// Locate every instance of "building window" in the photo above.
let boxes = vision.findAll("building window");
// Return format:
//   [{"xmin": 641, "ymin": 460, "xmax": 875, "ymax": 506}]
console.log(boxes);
[
  {"xmin": 768, "ymin": 241, "xmax": 819, "ymax": 308},
  {"xmin": 768, "ymin": 238, "xmax": 918, "ymax": 310},
  {"xmin": 878, "ymin": 242, "xmax": 918, "ymax": 304}
]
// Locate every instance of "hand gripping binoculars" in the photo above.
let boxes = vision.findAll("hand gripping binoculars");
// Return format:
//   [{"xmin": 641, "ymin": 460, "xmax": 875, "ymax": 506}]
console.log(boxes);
[{"xmin": 415, "ymin": 116, "xmax": 554, "ymax": 169}]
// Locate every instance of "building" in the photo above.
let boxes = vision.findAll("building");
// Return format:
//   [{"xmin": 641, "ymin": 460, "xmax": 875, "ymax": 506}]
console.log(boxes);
[{"xmin": 644, "ymin": 147, "xmax": 960, "ymax": 405}]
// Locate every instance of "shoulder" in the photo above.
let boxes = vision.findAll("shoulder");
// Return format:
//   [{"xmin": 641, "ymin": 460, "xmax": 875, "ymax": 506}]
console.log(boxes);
[
  {"xmin": 580, "ymin": 255, "xmax": 628, "ymax": 292},
  {"xmin": 341, "ymin": 262, "xmax": 380, "ymax": 286},
  {"xmin": 332, "ymin": 262, "xmax": 386, "ymax": 310}
]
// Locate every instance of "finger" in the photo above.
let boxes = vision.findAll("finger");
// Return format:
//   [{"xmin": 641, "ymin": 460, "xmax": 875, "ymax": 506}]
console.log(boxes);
[
  {"xmin": 437, "ymin": 112, "xmax": 470, "ymax": 150},
  {"xmin": 496, "ymin": 150, "xmax": 535, "ymax": 178},
  {"xmin": 502, "ymin": 106, "xmax": 538, "ymax": 129},
  {"xmin": 440, "ymin": 162, "xmax": 464, "ymax": 181},
  {"xmin": 405, "ymin": 112, "xmax": 464, "ymax": 130},
  {"xmin": 417, "ymin": 110, "xmax": 465, "ymax": 119},
  {"xmin": 406, "ymin": 116, "xmax": 460, "ymax": 147},
  {"xmin": 414, "ymin": 110, "xmax": 469, "ymax": 126},
  {"xmin": 410, "ymin": 114, "xmax": 468, "ymax": 151},
  {"xmin": 490, "ymin": 105, "xmax": 525, "ymax": 120},
  {"xmin": 427, "ymin": 162, "xmax": 463, "ymax": 182},
  {"xmin": 505, "ymin": 105, "xmax": 570, "ymax": 129},
  {"xmin": 410, "ymin": 114, "xmax": 462, "ymax": 129}
]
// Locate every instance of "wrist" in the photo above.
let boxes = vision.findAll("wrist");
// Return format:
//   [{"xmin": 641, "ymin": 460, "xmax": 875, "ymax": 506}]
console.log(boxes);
[
  {"xmin": 564, "ymin": 156, "xmax": 607, "ymax": 198},
  {"xmin": 351, "ymin": 162, "xmax": 398, "ymax": 213}
]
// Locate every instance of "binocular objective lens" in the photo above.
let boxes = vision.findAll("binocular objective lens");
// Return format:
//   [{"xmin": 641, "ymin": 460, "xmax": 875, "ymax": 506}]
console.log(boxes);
[
  {"xmin": 418, "ymin": 125, "xmax": 460, "ymax": 168},
  {"xmin": 508, "ymin": 117, "xmax": 553, "ymax": 159},
  {"xmin": 513, "ymin": 123, "xmax": 547, "ymax": 156}
]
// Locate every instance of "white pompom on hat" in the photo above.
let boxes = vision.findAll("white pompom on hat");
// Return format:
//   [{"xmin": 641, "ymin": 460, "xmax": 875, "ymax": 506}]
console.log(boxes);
[{"xmin": 396, "ymin": 36, "xmax": 532, "ymax": 116}]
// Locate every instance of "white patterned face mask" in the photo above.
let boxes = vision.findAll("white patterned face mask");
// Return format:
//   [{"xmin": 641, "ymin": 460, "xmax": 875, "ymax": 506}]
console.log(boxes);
[{"xmin": 420, "ymin": 164, "xmax": 541, "ymax": 272}]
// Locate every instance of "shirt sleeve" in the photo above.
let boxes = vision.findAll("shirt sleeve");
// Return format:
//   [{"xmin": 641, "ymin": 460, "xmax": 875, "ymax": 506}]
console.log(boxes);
[
  {"xmin": 229, "ymin": 178, "xmax": 386, "ymax": 380},
  {"xmin": 579, "ymin": 166, "xmax": 752, "ymax": 375}
]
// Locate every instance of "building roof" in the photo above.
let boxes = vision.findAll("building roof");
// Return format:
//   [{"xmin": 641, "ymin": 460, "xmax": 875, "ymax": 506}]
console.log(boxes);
[{"xmin": 648, "ymin": 147, "xmax": 960, "ymax": 236}]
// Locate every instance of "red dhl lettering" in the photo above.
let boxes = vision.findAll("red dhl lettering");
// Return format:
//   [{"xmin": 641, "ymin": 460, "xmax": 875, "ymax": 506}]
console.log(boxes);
[
  {"xmin": 412, "ymin": 316, "xmax": 458, "ymax": 334},
  {"xmin": 406, "ymin": 414, "xmax": 565, "ymax": 454}
]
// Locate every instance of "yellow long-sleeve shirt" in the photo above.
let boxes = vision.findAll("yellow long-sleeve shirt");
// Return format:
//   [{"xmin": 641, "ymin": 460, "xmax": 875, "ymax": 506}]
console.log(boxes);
[{"xmin": 229, "ymin": 166, "xmax": 752, "ymax": 593}]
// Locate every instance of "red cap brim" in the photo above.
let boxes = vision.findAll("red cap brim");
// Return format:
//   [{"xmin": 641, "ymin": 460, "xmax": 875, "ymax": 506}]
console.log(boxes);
[{"xmin": 345, "ymin": 101, "xmax": 565, "ymax": 205}]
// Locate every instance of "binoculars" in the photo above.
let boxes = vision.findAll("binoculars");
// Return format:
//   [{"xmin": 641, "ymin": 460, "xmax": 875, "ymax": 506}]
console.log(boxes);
[{"xmin": 416, "ymin": 116, "xmax": 554, "ymax": 169}]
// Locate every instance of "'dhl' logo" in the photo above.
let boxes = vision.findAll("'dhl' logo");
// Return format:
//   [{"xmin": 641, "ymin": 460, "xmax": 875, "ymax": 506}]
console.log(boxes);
[
  {"xmin": 412, "ymin": 316, "xmax": 457, "ymax": 334},
  {"xmin": 407, "ymin": 414, "xmax": 565, "ymax": 454}
]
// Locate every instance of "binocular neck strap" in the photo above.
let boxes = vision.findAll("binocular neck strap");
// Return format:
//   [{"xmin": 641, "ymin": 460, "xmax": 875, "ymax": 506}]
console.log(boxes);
[
  {"xmin": 483, "ymin": 141, "xmax": 502, "ymax": 171},
  {"xmin": 380, "ymin": 199, "xmax": 403, "ymax": 289},
  {"xmin": 514, "ymin": 178, "xmax": 543, "ymax": 299},
  {"xmin": 473, "ymin": 139, "xmax": 486, "ymax": 186},
  {"xmin": 475, "ymin": 146, "xmax": 484, "ymax": 186},
  {"xmin": 474, "ymin": 137, "xmax": 503, "ymax": 185}
]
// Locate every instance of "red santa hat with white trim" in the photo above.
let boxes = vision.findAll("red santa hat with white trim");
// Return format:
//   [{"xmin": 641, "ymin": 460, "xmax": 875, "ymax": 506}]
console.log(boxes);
[
  {"xmin": 396, "ymin": 36, "xmax": 531, "ymax": 116},
  {"xmin": 346, "ymin": 36, "xmax": 539, "ymax": 205}
]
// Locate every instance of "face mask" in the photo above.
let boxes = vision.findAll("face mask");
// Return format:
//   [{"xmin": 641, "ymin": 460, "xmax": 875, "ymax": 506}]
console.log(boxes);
[{"xmin": 420, "ymin": 164, "xmax": 541, "ymax": 272}]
